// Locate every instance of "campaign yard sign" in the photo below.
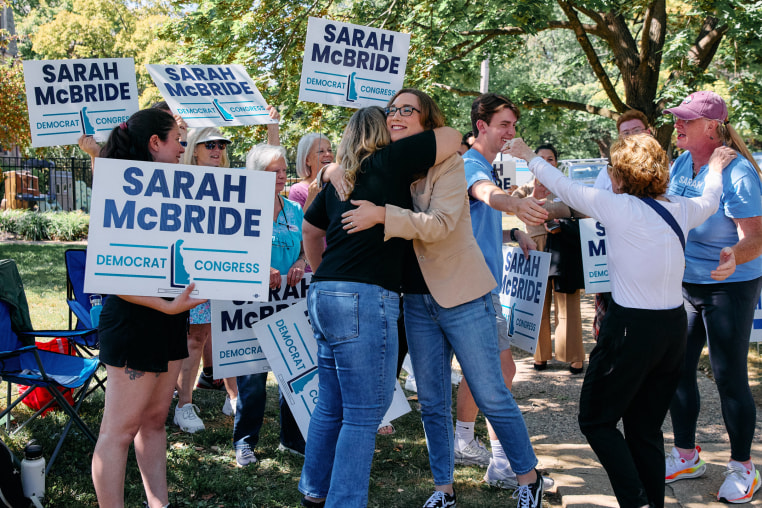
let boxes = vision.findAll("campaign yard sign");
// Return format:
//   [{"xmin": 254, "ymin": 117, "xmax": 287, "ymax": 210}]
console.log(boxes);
[
  {"xmin": 146, "ymin": 64, "xmax": 276, "ymax": 128},
  {"xmin": 498, "ymin": 246, "xmax": 551, "ymax": 354},
  {"xmin": 84, "ymin": 159, "xmax": 275, "ymax": 301},
  {"xmin": 579, "ymin": 218, "xmax": 611, "ymax": 294},
  {"xmin": 23, "ymin": 58, "xmax": 140, "ymax": 147},
  {"xmin": 211, "ymin": 275, "xmax": 312, "ymax": 378},
  {"xmin": 251, "ymin": 300, "xmax": 411, "ymax": 439},
  {"xmin": 299, "ymin": 17, "xmax": 410, "ymax": 108}
]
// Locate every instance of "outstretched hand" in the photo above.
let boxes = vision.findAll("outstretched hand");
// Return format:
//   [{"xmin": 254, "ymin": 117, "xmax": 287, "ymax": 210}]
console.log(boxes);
[
  {"xmin": 711, "ymin": 247, "xmax": 736, "ymax": 281},
  {"xmin": 167, "ymin": 283, "xmax": 207, "ymax": 314}
]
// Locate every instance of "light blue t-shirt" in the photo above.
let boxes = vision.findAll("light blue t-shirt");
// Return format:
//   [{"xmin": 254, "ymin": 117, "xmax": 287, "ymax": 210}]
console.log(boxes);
[
  {"xmin": 463, "ymin": 148, "xmax": 503, "ymax": 294},
  {"xmin": 667, "ymin": 151, "xmax": 762, "ymax": 284},
  {"xmin": 271, "ymin": 197, "xmax": 303, "ymax": 274}
]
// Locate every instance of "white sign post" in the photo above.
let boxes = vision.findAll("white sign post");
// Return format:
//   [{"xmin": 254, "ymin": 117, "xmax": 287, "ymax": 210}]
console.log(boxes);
[
  {"xmin": 23, "ymin": 58, "xmax": 140, "ymax": 147},
  {"xmin": 299, "ymin": 17, "xmax": 410, "ymax": 108},
  {"xmin": 146, "ymin": 64, "xmax": 276, "ymax": 128},
  {"xmin": 252, "ymin": 300, "xmax": 411, "ymax": 439},
  {"xmin": 211, "ymin": 275, "xmax": 312, "ymax": 378},
  {"xmin": 579, "ymin": 218, "xmax": 611, "ymax": 294},
  {"xmin": 498, "ymin": 246, "xmax": 551, "ymax": 354},
  {"xmin": 84, "ymin": 159, "xmax": 274, "ymax": 301}
]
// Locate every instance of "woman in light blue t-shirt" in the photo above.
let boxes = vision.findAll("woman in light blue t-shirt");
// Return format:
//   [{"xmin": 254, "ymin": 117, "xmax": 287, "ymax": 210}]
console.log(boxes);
[{"xmin": 663, "ymin": 91, "xmax": 762, "ymax": 504}]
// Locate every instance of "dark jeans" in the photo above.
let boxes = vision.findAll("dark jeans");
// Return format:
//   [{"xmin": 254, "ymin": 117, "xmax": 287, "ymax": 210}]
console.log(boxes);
[
  {"xmin": 670, "ymin": 276, "xmax": 762, "ymax": 462},
  {"xmin": 233, "ymin": 372, "xmax": 305, "ymax": 453},
  {"xmin": 579, "ymin": 301, "xmax": 687, "ymax": 508}
]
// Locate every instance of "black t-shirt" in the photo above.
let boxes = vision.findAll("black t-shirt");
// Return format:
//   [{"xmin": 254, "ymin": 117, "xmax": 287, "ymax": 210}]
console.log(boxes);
[{"xmin": 305, "ymin": 130, "xmax": 437, "ymax": 292}]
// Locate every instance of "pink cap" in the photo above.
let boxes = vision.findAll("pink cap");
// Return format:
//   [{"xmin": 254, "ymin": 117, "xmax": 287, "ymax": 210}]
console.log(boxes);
[{"xmin": 663, "ymin": 91, "xmax": 728, "ymax": 122}]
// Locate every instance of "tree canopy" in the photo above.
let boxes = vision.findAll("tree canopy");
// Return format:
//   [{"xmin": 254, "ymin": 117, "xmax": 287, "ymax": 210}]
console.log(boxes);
[{"xmin": 165, "ymin": 0, "xmax": 762, "ymax": 158}]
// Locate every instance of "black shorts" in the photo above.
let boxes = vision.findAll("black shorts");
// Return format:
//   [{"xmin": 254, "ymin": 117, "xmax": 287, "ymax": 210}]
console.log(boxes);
[{"xmin": 98, "ymin": 296, "xmax": 189, "ymax": 373}]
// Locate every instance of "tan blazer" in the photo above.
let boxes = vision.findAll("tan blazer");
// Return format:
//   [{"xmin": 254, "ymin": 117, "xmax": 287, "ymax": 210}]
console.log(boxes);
[{"xmin": 384, "ymin": 154, "xmax": 496, "ymax": 308}]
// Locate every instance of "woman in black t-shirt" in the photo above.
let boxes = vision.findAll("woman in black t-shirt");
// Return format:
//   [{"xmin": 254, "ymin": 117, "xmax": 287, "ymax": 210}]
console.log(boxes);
[
  {"xmin": 92, "ymin": 109, "xmax": 207, "ymax": 508},
  {"xmin": 298, "ymin": 106, "xmax": 460, "ymax": 508}
]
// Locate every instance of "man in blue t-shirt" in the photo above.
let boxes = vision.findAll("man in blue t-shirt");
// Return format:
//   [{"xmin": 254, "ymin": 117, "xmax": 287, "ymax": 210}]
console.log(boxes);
[{"xmin": 454, "ymin": 92, "xmax": 549, "ymax": 486}]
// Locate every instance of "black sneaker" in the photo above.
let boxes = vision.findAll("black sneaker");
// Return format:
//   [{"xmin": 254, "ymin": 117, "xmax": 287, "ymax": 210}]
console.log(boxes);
[
  {"xmin": 512, "ymin": 470, "xmax": 543, "ymax": 508},
  {"xmin": 196, "ymin": 372, "xmax": 225, "ymax": 390},
  {"xmin": 423, "ymin": 490, "xmax": 456, "ymax": 507},
  {"xmin": 300, "ymin": 497, "xmax": 325, "ymax": 507}
]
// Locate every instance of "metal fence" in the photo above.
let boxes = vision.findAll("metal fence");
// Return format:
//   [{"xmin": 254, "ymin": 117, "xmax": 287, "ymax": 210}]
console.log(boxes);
[
  {"xmin": 0, "ymin": 157, "xmax": 303, "ymax": 214},
  {"xmin": 0, "ymin": 156, "xmax": 93, "ymax": 213}
]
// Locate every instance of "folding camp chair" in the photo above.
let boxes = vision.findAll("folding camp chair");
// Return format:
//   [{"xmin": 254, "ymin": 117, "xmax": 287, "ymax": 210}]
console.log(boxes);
[
  {"xmin": 63, "ymin": 249, "xmax": 107, "ymax": 394},
  {"xmin": 64, "ymin": 248, "xmax": 100, "ymax": 353},
  {"xmin": 0, "ymin": 260, "xmax": 99, "ymax": 474}
]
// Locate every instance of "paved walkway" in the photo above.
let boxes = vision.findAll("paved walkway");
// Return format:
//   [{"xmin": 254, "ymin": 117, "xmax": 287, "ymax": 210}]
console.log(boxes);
[{"xmin": 509, "ymin": 293, "xmax": 762, "ymax": 507}]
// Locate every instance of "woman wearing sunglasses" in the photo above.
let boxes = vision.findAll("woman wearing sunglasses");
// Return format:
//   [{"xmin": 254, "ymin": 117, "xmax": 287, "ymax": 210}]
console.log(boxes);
[{"xmin": 169, "ymin": 128, "xmax": 239, "ymax": 434}]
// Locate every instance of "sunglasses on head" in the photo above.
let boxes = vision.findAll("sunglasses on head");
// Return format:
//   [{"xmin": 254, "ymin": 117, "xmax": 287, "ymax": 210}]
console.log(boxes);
[
  {"xmin": 202, "ymin": 141, "xmax": 228, "ymax": 150},
  {"xmin": 384, "ymin": 106, "xmax": 421, "ymax": 117}
]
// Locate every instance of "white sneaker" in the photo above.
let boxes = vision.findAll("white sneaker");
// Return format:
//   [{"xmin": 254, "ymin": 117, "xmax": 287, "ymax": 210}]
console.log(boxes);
[
  {"xmin": 454, "ymin": 438, "xmax": 491, "ymax": 467},
  {"xmin": 404, "ymin": 374, "xmax": 417, "ymax": 392},
  {"xmin": 222, "ymin": 395, "xmax": 236, "ymax": 416},
  {"xmin": 665, "ymin": 446, "xmax": 706, "ymax": 483},
  {"xmin": 236, "ymin": 446, "xmax": 257, "ymax": 467},
  {"xmin": 483, "ymin": 458, "xmax": 518, "ymax": 488},
  {"xmin": 718, "ymin": 461, "xmax": 761, "ymax": 503},
  {"xmin": 484, "ymin": 459, "xmax": 555, "ymax": 491},
  {"xmin": 173, "ymin": 403, "xmax": 205, "ymax": 433}
]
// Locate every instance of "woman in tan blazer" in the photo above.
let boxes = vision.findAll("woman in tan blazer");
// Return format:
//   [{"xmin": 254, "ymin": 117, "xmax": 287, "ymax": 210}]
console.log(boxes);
[{"xmin": 337, "ymin": 88, "xmax": 546, "ymax": 508}]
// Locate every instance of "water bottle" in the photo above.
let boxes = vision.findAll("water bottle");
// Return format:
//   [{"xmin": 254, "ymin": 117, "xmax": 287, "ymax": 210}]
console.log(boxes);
[
  {"xmin": 21, "ymin": 440, "xmax": 45, "ymax": 500},
  {"xmin": 89, "ymin": 294, "xmax": 103, "ymax": 328}
]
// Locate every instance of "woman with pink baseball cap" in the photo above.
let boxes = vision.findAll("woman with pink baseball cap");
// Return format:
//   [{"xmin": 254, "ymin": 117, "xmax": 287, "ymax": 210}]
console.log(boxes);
[{"xmin": 663, "ymin": 90, "xmax": 762, "ymax": 503}]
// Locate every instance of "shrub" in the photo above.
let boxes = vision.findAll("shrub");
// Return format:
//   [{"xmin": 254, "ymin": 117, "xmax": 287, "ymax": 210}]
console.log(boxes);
[
  {"xmin": 46, "ymin": 210, "xmax": 89, "ymax": 241},
  {"xmin": 0, "ymin": 210, "xmax": 89, "ymax": 241}
]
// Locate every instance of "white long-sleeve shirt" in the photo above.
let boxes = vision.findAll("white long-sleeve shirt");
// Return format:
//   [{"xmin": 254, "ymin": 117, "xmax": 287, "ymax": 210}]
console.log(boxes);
[{"xmin": 529, "ymin": 157, "xmax": 722, "ymax": 310}]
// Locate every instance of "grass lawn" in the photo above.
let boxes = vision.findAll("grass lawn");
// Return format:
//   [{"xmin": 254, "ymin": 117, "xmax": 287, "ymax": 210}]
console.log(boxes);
[{"xmin": 0, "ymin": 242, "xmax": 521, "ymax": 507}]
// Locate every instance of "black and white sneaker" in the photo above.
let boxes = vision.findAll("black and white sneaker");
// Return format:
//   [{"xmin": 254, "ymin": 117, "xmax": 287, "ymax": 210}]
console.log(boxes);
[
  {"xmin": 512, "ymin": 470, "xmax": 543, "ymax": 508},
  {"xmin": 422, "ymin": 490, "xmax": 456, "ymax": 507}
]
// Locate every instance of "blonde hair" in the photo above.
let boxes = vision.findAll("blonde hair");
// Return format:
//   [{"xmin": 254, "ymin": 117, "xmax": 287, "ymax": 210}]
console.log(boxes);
[
  {"xmin": 336, "ymin": 107, "xmax": 391, "ymax": 196},
  {"xmin": 181, "ymin": 127, "xmax": 230, "ymax": 168},
  {"xmin": 296, "ymin": 133, "xmax": 331, "ymax": 179},
  {"xmin": 609, "ymin": 134, "xmax": 669, "ymax": 198},
  {"xmin": 715, "ymin": 122, "xmax": 762, "ymax": 178}
]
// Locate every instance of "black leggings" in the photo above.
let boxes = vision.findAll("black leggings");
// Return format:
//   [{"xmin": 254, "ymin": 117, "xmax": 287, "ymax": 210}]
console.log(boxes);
[
  {"xmin": 670, "ymin": 276, "xmax": 762, "ymax": 462},
  {"xmin": 579, "ymin": 301, "xmax": 687, "ymax": 508}
]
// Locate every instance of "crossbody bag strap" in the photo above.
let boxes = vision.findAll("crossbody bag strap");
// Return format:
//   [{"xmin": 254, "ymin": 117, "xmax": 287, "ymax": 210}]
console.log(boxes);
[{"xmin": 640, "ymin": 196, "xmax": 685, "ymax": 252}]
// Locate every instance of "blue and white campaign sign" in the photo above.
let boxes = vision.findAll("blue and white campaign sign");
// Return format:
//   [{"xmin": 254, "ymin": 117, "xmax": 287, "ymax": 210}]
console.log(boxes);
[
  {"xmin": 498, "ymin": 246, "xmax": 551, "ymax": 354},
  {"xmin": 84, "ymin": 158, "xmax": 275, "ymax": 301},
  {"xmin": 146, "ymin": 64, "xmax": 276, "ymax": 128},
  {"xmin": 23, "ymin": 58, "xmax": 140, "ymax": 147},
  {"xmin": 211, "ymin": 275, "xmax": 312, "ymax": 378},
  {"xmin": 493, "ymin": 154, "xmax": 532, "ymax": 190},
  {"xmin": 579, "ymin": 218, "xmax": 610, "ymax": 294},
  {"xmin": 252, "ymin": 300, "xmax": 410, "ymax": 439},
  {"xmin": 299, "ymin": 17, "xmax": 410, "ymax": 108}
]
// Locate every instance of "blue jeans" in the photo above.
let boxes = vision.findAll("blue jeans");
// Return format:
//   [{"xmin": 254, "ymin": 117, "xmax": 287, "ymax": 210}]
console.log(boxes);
[
  {"xmin": 404, "ymin": 293, "xmax": 538, "ymax": 484},
  {"xmin": 233, "ymin": 373, "xmax": 305, "ymax": 453},
  {"xmin": 299, "ymin": 281, "xmax": 399, "ymax": 507}
]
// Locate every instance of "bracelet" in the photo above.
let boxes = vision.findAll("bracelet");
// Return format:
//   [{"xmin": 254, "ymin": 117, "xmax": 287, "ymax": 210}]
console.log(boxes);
[{"xmin": 509, "ymin": 228, "xmax": 519, "ymax": 242}]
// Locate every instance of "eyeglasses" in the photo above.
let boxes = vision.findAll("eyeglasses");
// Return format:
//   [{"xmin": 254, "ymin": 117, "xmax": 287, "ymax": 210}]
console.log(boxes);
[
  {"xmin": 202, "ymin": 141, "xmax": 228, "ymax": 150},
  {"xmin": 620, "ymin": 126, "xmax": 646, "ymax": 136},
  {"xmin": 384, "ymin": 106, "xmax": 421, "ymax": 117}
]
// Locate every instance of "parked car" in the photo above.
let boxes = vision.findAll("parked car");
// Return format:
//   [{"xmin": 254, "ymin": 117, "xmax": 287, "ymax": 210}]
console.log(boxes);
[{"xmin": 559, "ymin": 158, "xmax": 609, "ymax": 187}]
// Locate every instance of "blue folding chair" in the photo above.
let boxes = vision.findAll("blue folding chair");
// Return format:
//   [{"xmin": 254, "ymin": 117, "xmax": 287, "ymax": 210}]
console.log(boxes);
[
  {"xmin": 0, "ymin": 260, "xmax": 100, "ymax": 474},
  {"xmin": 64, "ymin": 249, "xmax": 100, "ymax": 351}
]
